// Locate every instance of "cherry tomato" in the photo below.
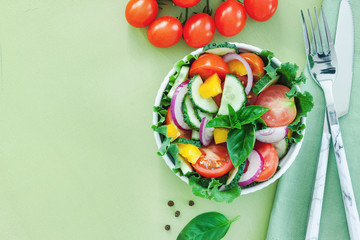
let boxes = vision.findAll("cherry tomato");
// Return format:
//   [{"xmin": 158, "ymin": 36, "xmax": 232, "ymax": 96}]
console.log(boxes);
[
  {"xmin": 239, "ymin": 52, "xmax": 265, "ymax": 78},
  {"xmin": 165, "ymin": 107, "xmax": 192, "ymax": 139},
  {"xmin": 193, "ymin": 144, "xmax": 233, "ymax": 178},
  {"xmin": 254, "ymin": 141, "xmax": 279, "ymax": 182},
  {"xmin": 214, "ymin": 0, "xmax": 247, "ymax": 37},
  {"xmin": 147, "ymin": 16, "xmax": 183, "ymax": 48},
  {"xmin": 125, "ymin": 0, "xmax": 158, "ymax": 28},
  {"xmin": 190, "ymin": 53, "xmax": 229, "ymax": 79},
  {"xmin": 255, "ymin": 85, "xmax": 297, "ymax": 127},
  {"xmin": 183, "ymin": 13, "xmax": 215, "ymax": 48},
  {"xmin": 244, "ymin": 0, "xmax": 278, "ymax": 22},
  {"xmin": 172, "ymin": 0, "xmax": 201, "ymax": 8},
  {"xmin": 246, "ymin": 92, "xmax": 258, "ymax": 106}
]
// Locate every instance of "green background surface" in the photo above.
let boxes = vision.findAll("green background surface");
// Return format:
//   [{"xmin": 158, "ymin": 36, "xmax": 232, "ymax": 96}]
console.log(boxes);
[{"xmin": 0, "ymin": 0, "xmax": 336, "ymax": 239}]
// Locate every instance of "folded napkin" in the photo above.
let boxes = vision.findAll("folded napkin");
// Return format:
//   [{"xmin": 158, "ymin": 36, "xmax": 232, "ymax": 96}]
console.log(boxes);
[{"xmin": 266, "ymin": 0, "xmax": 360, "ymax": 239}]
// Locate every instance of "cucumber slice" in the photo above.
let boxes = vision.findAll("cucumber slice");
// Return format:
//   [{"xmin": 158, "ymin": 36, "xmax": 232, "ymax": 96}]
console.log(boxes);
[
  {"xmin": 188, "ymin": 75, "xmax": 219, "ymax": 114},
  {"xmin": 217, "ymin": 74, "xmax": 246, "ymax": 115},
  {"xmin": 252, "ymin": 75, "xmax": 280, "ymax": 95},
  {"xmin": 226, "ymin": 167, "xmax": 239, "ymax": 185},
  {"xmin": 203, "ymin": 42, "xmax": 239, "ymax": 56},
  {"xmin": 196, "ymin": 109, "xmax": 214, "ymax": 121},
  {"xmin": 272, "ymin": 138, "xmax": 289, "ymax": 159},
  {"xmin": 168, "ymin": 66, "xmax": 190, "ymax": 98},
  {"xmin": 182, "ymin": 95, "xmax": 202, "ymax": 131},
  {"xmin": 191, "ymin": 130, "xmax": 200, "ymax": 140},
  {"xmin": 178, "ymin": 155, "xmax": 193, "ymax": 175}
]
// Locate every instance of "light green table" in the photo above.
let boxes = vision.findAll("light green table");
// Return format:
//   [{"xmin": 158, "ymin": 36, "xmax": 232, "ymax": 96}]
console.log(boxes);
[{"xmin": 0, "ymin": 0, "xmax": 321, "ymax": 239}]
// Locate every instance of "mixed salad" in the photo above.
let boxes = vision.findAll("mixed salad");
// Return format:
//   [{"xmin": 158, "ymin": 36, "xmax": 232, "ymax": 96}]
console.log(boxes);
[{"xmin": 153, "ymin": 42, "xmax": 314, "ymax": 203}]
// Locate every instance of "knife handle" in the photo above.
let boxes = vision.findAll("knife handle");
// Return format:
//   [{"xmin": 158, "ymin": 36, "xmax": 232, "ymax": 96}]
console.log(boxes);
[
  {"xmin": 322, "ymin": 81, "xmax": 360, "ymax": 239},
  {"xmin": 305, "ymin": 114, "xmax": 331, "ymax": 240}
]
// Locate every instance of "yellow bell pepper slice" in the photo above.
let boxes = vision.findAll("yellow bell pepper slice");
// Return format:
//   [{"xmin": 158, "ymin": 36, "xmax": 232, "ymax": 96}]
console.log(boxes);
[
  {"xmin": 198, "ymin": 73, "xmax": 222, "ymax": 99},
  {"xmin": 228, "ymin": 60, "xmax": 247, "ymax": 76},
  {"xmin": 166, "ymin": 123, "xmax": 180, "ymax": 142},
  {"xmin": 177, "ymin": 143, "xmax": 202, "ymax": 164},
  {"xmin": 213, "ymin": 128, "xmax": 230, "ymax": 144}
]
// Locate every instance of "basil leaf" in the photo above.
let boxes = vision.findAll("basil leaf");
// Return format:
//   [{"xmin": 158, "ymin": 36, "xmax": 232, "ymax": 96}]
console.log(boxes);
[
  {"xmin": 206, "ymin": 115, "xmax": 231, "ymax": 128},
  {"xmin": 237, "ymin": 106, "xmax": 269, "ymax": 125},
  {"xmin": 177, "ymin": 212, "xmax": 239, "ymax": 240},
  {"xmin": 228, "ymin": 104, "xmax": 237, "ymax": 126},
  {"xmin": 227, "ymin": 125, "xmax": 255, "ymax": 167}
]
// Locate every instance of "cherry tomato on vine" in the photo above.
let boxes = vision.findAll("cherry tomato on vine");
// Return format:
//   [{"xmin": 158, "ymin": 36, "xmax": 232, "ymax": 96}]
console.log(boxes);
[
  {"xmin": 244, "ymin": 0, "xmax": 278, "ymax": 22},
  {"xmin": 183, "ymin": 13, "xmax": 215, "ymax": 48},
  {"xmin": 172, "ymin": 0, "xmax": 201, "ymax": 8},
  {"xmin": 125, "ymin": 0, "xmax": 158, "ymax": 28},
  {"xmin": 214, "ymin": 0, "xmax": 247, "ymax": 37},
  {"xmin": 147, "ymin": 16, "xmax": 183, "ymax": 48}
]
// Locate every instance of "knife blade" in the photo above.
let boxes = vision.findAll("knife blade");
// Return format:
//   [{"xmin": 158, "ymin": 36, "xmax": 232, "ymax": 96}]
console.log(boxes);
[
  {"xmin": 334, "ymin": 0, "xmax": 354, "ymax": 116},
  {"xmin": 306, "ymin": 1, "xmax": 355, "ymax": 239}
]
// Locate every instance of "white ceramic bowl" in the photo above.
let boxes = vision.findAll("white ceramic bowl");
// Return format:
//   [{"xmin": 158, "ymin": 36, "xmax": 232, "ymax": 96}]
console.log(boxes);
[{"xmin": 153, "ymin": 42, "xmax": 305, "ymax": 195}]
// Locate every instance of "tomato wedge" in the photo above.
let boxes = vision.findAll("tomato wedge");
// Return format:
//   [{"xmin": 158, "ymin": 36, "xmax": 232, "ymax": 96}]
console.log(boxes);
[
  {"xmin": 239, "ymin": 52, "xmax": 265, "ymax": 78},
  {"xmin": 193, "ymin": 144, "xmax": 233, "ymax": 178},
  {"xmin": 255, "ymin": 85, "xmax": 297, "ymax": 127},
  {"xmin": 165, "ymin": 107, "xmax": 191, "ymax": 139},
  {"xmin": 189, "ymin": 53, "xmax": 229, "ymax": 80},
  {"xmin": 254, "ymin": 141, "xmax": 279, "ymax": 182}
]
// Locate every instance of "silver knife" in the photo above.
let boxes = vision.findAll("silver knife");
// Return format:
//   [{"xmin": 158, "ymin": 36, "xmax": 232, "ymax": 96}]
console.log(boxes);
[{"xmin": 306, "ymin": 1, "xmax": 355, "ymax": 239}]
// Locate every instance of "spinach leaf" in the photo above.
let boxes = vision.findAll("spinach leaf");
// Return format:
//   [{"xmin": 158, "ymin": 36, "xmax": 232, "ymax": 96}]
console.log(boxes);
[
  {"xmin": 227, "ymin": 125, "xmax": 255, "ymax": 167},
  {"xmin": 177, "ymin": 212, "xmax": 239, "ymax": 240},
  {"xmin": 237, "ymin": 105, "xmax": 269, "ymax": 125}
]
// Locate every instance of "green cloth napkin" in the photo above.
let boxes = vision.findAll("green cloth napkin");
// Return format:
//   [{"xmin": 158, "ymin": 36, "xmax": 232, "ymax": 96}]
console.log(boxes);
[{"xmin": 267, "ymin": 0, "xmax": 360, "ymax": 239}]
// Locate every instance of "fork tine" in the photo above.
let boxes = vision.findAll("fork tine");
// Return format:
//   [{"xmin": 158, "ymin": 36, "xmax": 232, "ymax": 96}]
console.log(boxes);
[
  {"xmin": 314, "ymin": 7, "xmax": 325, "ymax": 53},
  {"xmin": 321, "ymin": 7, "xmax": 334, "ymax": 51},
  {"xmin": 301, "ymin": 10, "xmax": 312, "ymax": 55},
  {"xmin": 307, "ymin": 9, "xmax": 318, "ymax": 53}
]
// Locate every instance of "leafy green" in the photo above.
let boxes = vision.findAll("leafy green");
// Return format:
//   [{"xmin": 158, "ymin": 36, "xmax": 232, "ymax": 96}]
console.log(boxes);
[
  {"xmin": 291, "ymin": 91, "xmax": 314, "ymax": 125},
  {"xmin": 152, "ymin": 125, "xmax": 172, "ymax": 156},
  {"xmin": 188, "ymin": 175, "xmax": 240, "ymax": 203},
  {"xmin": 206, "ymin": 115, "xmax": 231, "ymax": 128},
  {"xmin": 153, "ymin": 106, "xmax": 167, "ymax": 126},
  {"xmin": 227, "ymin": 125, "xmax": 256, "ymax": 167},
  {"xmin": 168, "ymin": 144, "xmax": 181, "ymax": 168},
  {"xmin": 173, "ymin": 138, "xmax": 201, "ymax": 147},
  {"xmin": 237, "ymin": 106, "xmax": 270, "ymax": 125},
  {"xmin": 177, "ymin": 212, "xmax": 239, "ymax": 240}
]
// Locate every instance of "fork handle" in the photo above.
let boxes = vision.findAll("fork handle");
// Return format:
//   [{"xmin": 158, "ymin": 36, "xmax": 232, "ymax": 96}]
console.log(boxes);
[
  {"xmin": 305, "ymin": 114, "xmax": 331, "ymax": 240},
  {"xmin": 322, "ymin": 81, "xmax": 360, "ymax": 239}
]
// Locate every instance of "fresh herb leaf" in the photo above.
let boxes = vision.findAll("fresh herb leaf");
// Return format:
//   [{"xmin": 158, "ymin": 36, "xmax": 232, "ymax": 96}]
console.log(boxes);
[
  {"xmin": 277, "ymin": 63, "xmax": 307, "ymax": 88},
  {"xmin": 177, "ymin": 212, "xmax": 239, "ymax": 240},
  {"xmin": 237, "ymin": 105, "xmax": 269, "ymax": 125},
  {"xmin": 206, "ymin": 115, "xmax": 231, "ymax": 128},
  {"xmin": 211, "ymin": 185, "xmax": 241, "ymax": 203},
  {"xmin": 227, "ymin": 125, "xmax": 255, "ymax": 167}
]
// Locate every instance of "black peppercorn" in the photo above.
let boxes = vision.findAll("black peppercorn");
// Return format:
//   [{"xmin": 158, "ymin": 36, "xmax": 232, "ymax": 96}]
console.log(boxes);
[
  {"xmin": 168, "ymin": 201, "xmax": 174, "ymax": 207},
  {"xmin": 189, "ymin": 200, "xmax": 194, "ymax": 206},
  {"xmin": 175, "ymin": 210, "xmax": 180, "ymax": 217},
  {"xmin": 165, "ymin": 225, "xmax": 170, "ymax": 231}
]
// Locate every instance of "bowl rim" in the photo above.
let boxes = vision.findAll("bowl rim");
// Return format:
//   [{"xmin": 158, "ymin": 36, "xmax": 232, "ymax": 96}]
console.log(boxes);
[{"xmin": 152, "ymin": 42, "xmax": 306, "ymax": 195}]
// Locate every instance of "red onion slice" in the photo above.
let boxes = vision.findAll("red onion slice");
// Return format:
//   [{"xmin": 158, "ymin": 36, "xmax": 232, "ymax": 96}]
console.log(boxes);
[
  {"xmin": 223, "ymin": 53, "xmax": 253, "ymax": 95},
  {"xmin": 170, "ymin": 80, "xmax": 191, "ymax": 130},
  {"xmin": 255, "ymin": 126, "xmax": 289, "ymax": 143},
  {"xmin": 199, "ymin": 117, "xmax": 214, "ymax": 146},
  {"xmin": 238, "ymin": 150, "xmax": 264, "ymax": 186}
]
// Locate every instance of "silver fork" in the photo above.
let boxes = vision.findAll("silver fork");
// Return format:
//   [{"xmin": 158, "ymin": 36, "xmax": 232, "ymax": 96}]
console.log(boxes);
[{"xmin": 301, "ymin": 7, "xmax": 360, "ymax": 239}]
